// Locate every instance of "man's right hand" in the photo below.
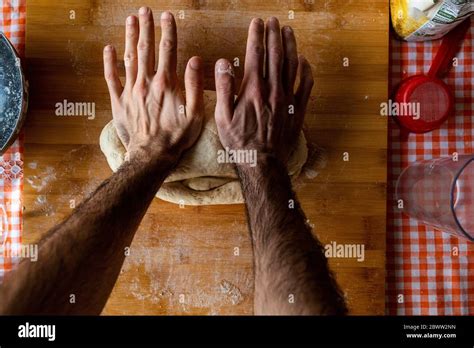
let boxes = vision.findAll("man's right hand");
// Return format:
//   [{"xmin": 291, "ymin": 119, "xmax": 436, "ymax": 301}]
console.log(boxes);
[
  {"xmin": 213, "ymin": 18, "xmax": 347, "ymax": 315},
  {"xmin": 214, "ymin": 17, "xmax": 313, "ymax": 167}
]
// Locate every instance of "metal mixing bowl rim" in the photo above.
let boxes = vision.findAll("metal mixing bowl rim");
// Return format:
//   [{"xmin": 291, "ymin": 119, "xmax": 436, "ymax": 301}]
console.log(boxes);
[{"xmin": 0, "ymin": 31, "xmax": 28, "ymax": 155}]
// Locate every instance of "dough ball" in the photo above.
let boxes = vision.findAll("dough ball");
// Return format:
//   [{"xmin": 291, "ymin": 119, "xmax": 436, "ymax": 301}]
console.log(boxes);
[{"xmin": 99, "ymin": 91, "xmax": 308, "ymax": 205}]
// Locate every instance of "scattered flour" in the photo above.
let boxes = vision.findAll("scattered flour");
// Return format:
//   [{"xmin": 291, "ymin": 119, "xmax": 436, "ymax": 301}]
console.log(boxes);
[
  {"xmin": 26, "ymin": 166, "xmax": 57, "ymax": 192},
  {"xmin": 118, "ymin": 221, "xmax": 252, "ymax": 314},
  {"xmin": 220, "ymin": 280, "xmax": 243, "ymax": 305}
]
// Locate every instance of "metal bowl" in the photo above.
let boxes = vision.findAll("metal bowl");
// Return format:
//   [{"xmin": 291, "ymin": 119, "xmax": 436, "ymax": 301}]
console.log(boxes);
[{"xmin": 0, "ymin": 32, "xmax": 28, "ymax": 155}]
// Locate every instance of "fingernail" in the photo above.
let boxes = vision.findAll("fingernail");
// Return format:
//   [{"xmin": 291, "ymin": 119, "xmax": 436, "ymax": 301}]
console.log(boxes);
[
  {"xmin": 268, "ymin": 17, "xmax": 280, "ymax": 31},
  {"xmin": 216, "ymin": 61, "xmax": 234, "ymax": 77},
  {"xmin": 253, "ymin": 18, "xmax": 263, "ymax": 26},
  {"xmin": 284, "ymin": 26, "xmax": 293, "ymax": 34},
  {"xmin": 190, "ymin": 57, "xmax": 202, "ymax": 70},
  {"xmin": 127, "ymin": 16, "xmax": 135, "ymax": 25},
  {"xmin": 104, "ymin": 45, "xmax": 113, "ymax": 52},
  {"xmin": 161, "ymin": 11, "xmax": 172, "ymax": 20},
  {"xmin": 139, "ymin": 7, "xmax": 149, "ymax": 15}
]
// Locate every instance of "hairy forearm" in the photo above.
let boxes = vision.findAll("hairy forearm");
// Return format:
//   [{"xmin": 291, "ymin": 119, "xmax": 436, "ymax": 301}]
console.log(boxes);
[
  {"xmin": 237, "ymin": 155, "xmax": 347, "ymax": 315},
  {"xmin": 0, "ymin": 151, "xmax": 176, "ymax": 315}
]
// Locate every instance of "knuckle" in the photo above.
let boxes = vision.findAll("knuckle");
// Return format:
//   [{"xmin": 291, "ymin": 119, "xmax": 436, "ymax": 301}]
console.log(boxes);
[
  {"xmin": 126, "ymin": 30, "xmax": 137, "ymax": 39},
  {"xmin": 124, "ymin": 52, "xmax": 136, "ymax": 61},
  {"xmin": 216, "ymin": 83, "xmax": 232, "ymax": 95},
  {"xmin": 153, "ymin": 75, "xmax": 169, "ymax": 89},
  {"xmin": 133, "ymin": 81, "xmax": 148, "ymax": 97},
  {"xmin": 104, "ymin": 71, "xmax": 116, "ymax": 82},
  {"xmin": 161, "ymin": 39, "xmax": 175, "ymax": 52},
  {"xmin": 187, "ymin": 79, "xmax": 202, "ymax": 90},
  {"xmin": 269, "ymin": 46, "xmax": 283, "ymax": 59},
  {"xmin": 137, "ymin": 40, "xmax": 152, "ymax": 51},
  {"xmin": 249, "ymin": 44, "xmax": 263, "ymax": 56},
  {"xmin": 287, "ymin": 56, "xmax": 299, "ymax": 68}
]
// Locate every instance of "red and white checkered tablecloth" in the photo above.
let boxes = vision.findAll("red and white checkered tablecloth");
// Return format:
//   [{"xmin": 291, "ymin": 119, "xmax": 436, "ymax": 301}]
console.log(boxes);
[
  {"xmin": 387, "ymin": 21, "xmax": 474, "ymax": 315},
  {"xmin": 0, "ymin": 0, "xmax": 25, "ymax": 280}
]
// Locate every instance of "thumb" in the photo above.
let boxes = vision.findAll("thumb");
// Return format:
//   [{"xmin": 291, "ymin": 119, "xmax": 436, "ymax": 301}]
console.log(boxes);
[{"xmin": 214, "ymin": 59, "xmax": 235, "ymax": 128}]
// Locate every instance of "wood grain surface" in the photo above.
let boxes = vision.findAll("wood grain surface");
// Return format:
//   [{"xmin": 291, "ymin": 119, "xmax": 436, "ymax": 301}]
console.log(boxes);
[{"xmin": 24, "ymin": 0, "xmax": 389, "ymax": 315}]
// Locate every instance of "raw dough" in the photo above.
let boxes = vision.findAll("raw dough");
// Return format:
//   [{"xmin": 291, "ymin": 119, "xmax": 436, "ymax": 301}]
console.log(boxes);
[{"xmin": 99, "ymin": 91, "xmax": 308, "ymax": 205}]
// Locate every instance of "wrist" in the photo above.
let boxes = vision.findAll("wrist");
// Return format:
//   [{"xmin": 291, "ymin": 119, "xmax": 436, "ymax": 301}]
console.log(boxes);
[
  {"xmin": 126, "ymin": 145, "xmax": 180, "ymax": 169},
  {"xmin": 236, "ymin": 151, "xmax": 297, "ymax": 221},
  {"xmin": 235, "ymin": 152, "xmax": 282, "ymax": 172},
  {"xmin": 236, "ymin": 153, "xmax": 291, "ymax": 193}
]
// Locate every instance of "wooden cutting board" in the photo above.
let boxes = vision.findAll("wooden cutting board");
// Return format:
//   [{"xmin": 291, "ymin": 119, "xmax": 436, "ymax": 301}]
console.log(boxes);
[{"xmin": 24, "ymin": 0, "xmax": 388, "ymax": 315}]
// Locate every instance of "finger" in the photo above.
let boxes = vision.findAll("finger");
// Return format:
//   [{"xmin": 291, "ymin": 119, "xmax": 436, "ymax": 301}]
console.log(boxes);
[
  {"xmin": 124, "ymin": 15, "xmax": 139, "ymax": 87},
  {"xmin": 185, "ymin": 56, "xmax": 204, "ymax": 118},
  {"xmin": 281, "ymin": 26, "xmax": 298, "ymax": 95},
  {"xmin": 295, "ymin": 56, "xmax": 314, "ymax": 127},
  {"xmin": 265, "ymin": 17, "xmax": 283, "ymax": 88},
  {"xmin": 244, "ymin": 18, "xmax": 265, "ymax": 80},
  {"xmin": 137, "ymin": 6, "xmax": 155, "ymax": 79},
  {"xmin": 103, "ymin": 45, "xmax": 123, "ymax": 99},
  {"xmin": 214, "ymin": 59, "xmax": 235, "ymax": 126},
  {"xmin": 157, "ymin": 11, "xmax": 178, "ymax": 82}
]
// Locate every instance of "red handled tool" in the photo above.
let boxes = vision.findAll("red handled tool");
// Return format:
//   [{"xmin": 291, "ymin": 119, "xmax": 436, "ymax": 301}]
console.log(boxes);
[{"xmin": 394, "ymin": 18, "xmax": 471, "ymax": 134}]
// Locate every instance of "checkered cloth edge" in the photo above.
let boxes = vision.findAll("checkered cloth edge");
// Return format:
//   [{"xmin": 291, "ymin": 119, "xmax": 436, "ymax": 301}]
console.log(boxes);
[{"xmin": 0, "ymin": 0, "xmax": 26, "ymax": 280}]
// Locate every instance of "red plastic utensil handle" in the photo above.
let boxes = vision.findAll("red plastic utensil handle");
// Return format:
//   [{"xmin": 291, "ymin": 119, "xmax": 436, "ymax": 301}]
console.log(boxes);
[{"xmin": 428, "ymin": 17, "xmax": 471, "ymax": 79}]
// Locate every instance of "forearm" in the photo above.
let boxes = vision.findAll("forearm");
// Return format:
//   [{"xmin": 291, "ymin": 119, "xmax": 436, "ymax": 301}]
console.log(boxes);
[
  {"xmin": 237, "ymin": 155, "xmax": 347, "ymax": 315},
  {"xmin": 0, "ymin": 150, "xmax": 177, "ymax": 315}
]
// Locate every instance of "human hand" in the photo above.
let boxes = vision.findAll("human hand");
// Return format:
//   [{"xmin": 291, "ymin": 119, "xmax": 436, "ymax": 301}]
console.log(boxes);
[
  {"xmin": 103, "ymin": 8, "xmax": 204, "ymax": 163},
  {"xmin": 214, "ymin": 17, "xmax": 313, "ymax": 167}
]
